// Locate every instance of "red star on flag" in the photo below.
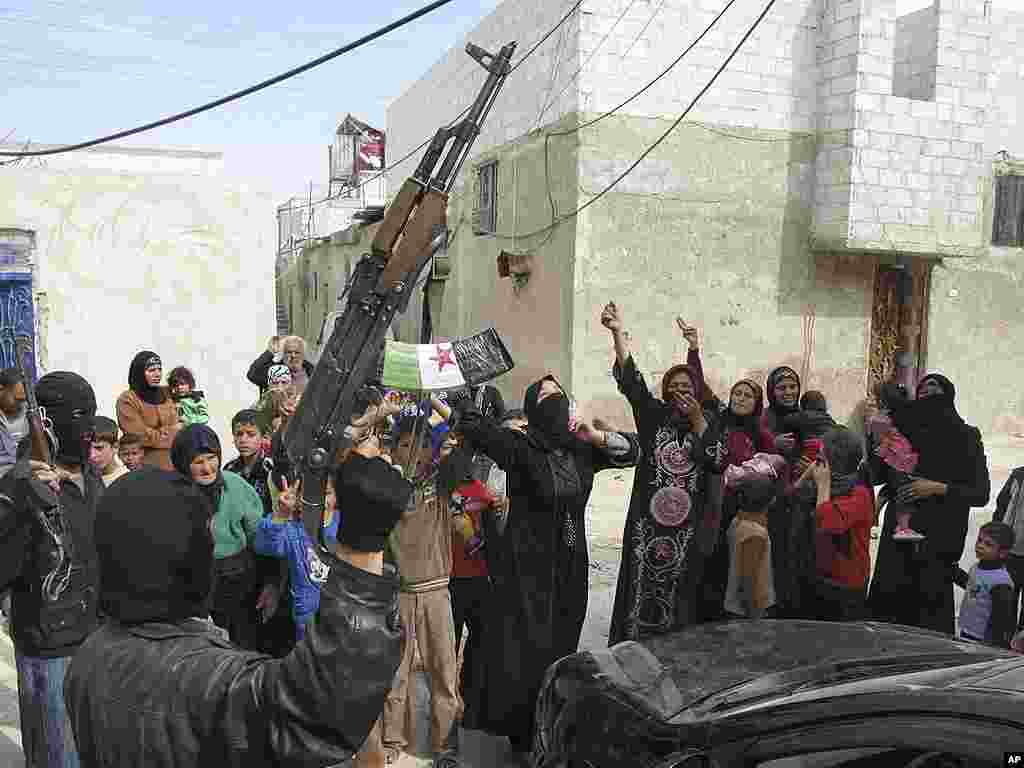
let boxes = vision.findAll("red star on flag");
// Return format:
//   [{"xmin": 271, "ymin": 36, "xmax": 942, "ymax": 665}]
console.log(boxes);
[{"xmin": 430, "ymin": 344, "xmax": 456, "ymax": 371}]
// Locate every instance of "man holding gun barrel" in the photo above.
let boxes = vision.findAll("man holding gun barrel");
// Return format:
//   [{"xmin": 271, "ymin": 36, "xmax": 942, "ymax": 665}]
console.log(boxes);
[{"xmin": 0, "ymin": 370, "xmax": 104, "ymax": 768}]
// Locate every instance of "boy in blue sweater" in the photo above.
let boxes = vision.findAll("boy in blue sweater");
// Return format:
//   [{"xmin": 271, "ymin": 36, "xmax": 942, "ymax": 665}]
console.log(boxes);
[
  {"xmin": 954, "ymin": 521, "xmax": 1016, "ymax": 648},
  {"xmin": 254, "ymin": 475, "xmax": 340, "ymax": 641}
]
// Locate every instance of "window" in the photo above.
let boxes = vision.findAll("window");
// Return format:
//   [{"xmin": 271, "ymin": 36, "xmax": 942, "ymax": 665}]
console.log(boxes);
[
  {"xmin": 992, "ymin": 174, "xmax": 1024, "ymax": 246},
  {"xmin": 476, "ymin": 161, "xmax": 498, "ymax": 235}
]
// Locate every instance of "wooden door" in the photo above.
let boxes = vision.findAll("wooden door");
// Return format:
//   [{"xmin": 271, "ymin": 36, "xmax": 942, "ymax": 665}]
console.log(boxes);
[{"xmin": 867, "ymin": 260, "xmax": 931, "ymax": 401}]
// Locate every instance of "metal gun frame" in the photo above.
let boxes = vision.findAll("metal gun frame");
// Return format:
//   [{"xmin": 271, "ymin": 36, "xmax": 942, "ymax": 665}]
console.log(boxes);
[{"xmin": 283, "ymin": 40, "xmax": 517, "ymax": 549}]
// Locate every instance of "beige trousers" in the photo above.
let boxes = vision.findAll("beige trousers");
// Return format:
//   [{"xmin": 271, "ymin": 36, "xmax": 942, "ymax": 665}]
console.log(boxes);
[{"xmin": 382, "ymin": 587, "xmax": 459, "ymax": 755}]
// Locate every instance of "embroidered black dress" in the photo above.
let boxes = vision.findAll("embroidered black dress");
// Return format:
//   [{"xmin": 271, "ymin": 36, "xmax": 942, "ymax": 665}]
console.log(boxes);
[{"xmin": 608, "ymin": 355, "xmax": 727, "ymax": 645}]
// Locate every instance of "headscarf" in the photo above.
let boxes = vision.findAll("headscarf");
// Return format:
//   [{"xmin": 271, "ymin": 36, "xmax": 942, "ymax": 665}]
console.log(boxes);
[
  {"xmin": 35, "ymin": 371, "xmax": 98, "ymax": 466},
  {"xmin": 171, "ymin": 424, "xmax": 224, "ymax": 507},
  {"xmin": 821, "ymin": 426, "xmax": 863, "ymax": 498},
  {"xmin": 722, "ymin": 378, "xmax": 764, "ymax": 434},
  {"xmin": 721, "ymin": 378, "xmax": 766, "ymax": 468},
  {"xmin": 128, "ymin": 350, "xmax": 167, "ymax": 406},
  {"xmin": 523, "ymin": 375, "xmax": 576, "ymax": 451},
  {"xmin": 764, "ymin": 365, "xmax": 801, "ymax": 433},
  {"xmin": 891, "ymin": 373, "xmax": 972, "ymax": 481},
  {"xmin": 96, "ymin": 468, "xmax": 216, "ymax": 624},
  {"xmin": 660, "ymin": 364, "xmax": 704, "ymax": 404}
]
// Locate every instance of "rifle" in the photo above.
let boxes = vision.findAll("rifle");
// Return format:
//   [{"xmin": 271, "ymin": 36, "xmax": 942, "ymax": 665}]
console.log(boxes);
[
  {"xmin": 11, "ymin": 334, "xmax": 52, "ymax": 465},
  {"xmin": 9, "ymin": 334, "xmax": 73, "ymax": 601},
  {"xmin": 283, "ymin": 40, "xmax": 517, "ymax": 550}
]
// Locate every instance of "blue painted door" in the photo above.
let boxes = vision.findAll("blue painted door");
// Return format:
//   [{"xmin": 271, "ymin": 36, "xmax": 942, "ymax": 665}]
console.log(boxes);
[{"xmin": 0, "ymin": 273, "xmax": 36, "ymax": 382}]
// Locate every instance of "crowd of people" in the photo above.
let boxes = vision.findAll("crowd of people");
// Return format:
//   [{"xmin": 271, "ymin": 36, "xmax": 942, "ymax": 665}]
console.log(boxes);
[{"xmin": 0, "ymin": 310, "xmax": 1020, "ymax": 768}]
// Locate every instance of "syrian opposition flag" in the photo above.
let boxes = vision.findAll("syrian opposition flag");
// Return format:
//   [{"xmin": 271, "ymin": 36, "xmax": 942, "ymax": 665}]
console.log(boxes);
[{"xmin": 381, "ymin": 328, "xmax": 514, "ymax": 392}]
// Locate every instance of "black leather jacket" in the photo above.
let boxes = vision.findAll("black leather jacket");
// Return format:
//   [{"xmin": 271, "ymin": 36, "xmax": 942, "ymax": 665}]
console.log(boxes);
[
  {"xmin": 65, "ymin": 554, "xmax": 403, "ymax": 768},
  {"xmin": 0, "ymin": 461, "xmax": 103, "ymax": 658}
]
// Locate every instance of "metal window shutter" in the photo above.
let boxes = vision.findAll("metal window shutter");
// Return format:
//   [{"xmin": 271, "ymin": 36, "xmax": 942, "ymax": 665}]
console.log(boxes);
[{"xmin": 994, "ymin": 175, "xmax": 1024, "ymax": 246}]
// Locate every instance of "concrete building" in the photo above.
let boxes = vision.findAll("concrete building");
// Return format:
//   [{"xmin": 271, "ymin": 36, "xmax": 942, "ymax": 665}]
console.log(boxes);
[
  {"xmin": 0, "ymin": 143, "xmax": 276, "ymax": 442},
  {"xmin": 275, "ymin": 117, "xmax": 387, "ymax": 336},
  {"xmin": 373, "ymin": 0, "xmax": 1024, "ymax": 437}
]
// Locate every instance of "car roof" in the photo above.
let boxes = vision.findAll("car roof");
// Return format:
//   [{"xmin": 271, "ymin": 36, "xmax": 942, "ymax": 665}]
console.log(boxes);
[{"xmin": 639, "ymin": 620, "xmax": 1015, "ymax": 712}]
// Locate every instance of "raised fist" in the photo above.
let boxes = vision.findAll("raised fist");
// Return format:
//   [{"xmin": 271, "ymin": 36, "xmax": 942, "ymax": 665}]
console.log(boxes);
[{"xmin": 600, "ymin": 302, "xmax": 623, "ymax": 332}]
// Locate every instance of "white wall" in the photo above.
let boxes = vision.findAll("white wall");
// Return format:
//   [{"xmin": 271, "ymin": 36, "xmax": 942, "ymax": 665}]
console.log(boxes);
[
  {"xmin": 576, "ymin": 0, "xmax": 819, "ymax": 132},
  {"xmin": 893, "ymin": 4, "xmax": 938, "ymax": 99},
  {"xmin": 986, "ymin": 7, "xmax": 1024, "ymax": 158},
  {"xmin": 0, "ymin": 144, "xmax": 276, "ymax": 446}
]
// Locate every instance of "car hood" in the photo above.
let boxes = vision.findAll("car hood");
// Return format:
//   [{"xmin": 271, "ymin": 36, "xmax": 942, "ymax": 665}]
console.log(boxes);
[{"xmin": 636, "ymin": 620, "xmax": 1010, "ymax": 715}]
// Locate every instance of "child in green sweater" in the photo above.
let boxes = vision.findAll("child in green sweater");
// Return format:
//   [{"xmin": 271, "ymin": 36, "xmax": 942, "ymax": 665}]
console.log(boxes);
[{"xmin": 168, "ymin": 366, "xmax": 210, "ymax": 426}]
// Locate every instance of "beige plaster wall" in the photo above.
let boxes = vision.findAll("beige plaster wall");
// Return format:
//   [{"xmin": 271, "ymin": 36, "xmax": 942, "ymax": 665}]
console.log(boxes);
[
  {"xmin": 0, "ymin": 152, "xmax": 276, "ymax": 444},
  {"xmin": 571, "ymin": 114, "xmax": 874, "ymax": 431},
  {"xmin": 421, "ymin": 121, "xmax": 582, "ymax": 407}
]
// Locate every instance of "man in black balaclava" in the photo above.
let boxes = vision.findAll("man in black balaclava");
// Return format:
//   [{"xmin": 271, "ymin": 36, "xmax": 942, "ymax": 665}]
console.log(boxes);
[
  {"xmin": 64, "ymin": 416, "xmax": 412, "ymax": 767},
  {"xmin": 0, "ymin": 371, "xmax": 104, "ymax": 768}
]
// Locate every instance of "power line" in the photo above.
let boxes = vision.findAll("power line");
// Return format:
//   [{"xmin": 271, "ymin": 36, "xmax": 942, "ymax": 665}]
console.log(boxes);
[
  {"xmin": 535, "ymin": 0, "xmax": 641, "ymax": 129},
  {"xmin": 495, "ymin": 0, "xmax": 780, "ymax": 241},
  {"xmin": 552, "ymin": 0, "xmax": 740, "ymax": 139},
  {"xmin": 313, "ymin": 0, "xmax": 585, "ymax": 205},
  {"xmin": 0, "ymin": 0, "xmax": 462, "ymax": 158},
  {"xmin": 511, "ymin": 0, "xmax": 739, "ymax": 249}
]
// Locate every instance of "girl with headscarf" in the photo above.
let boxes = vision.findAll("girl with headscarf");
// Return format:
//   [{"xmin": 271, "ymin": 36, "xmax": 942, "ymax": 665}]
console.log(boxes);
[
  {"xmin": 115, "ymin": 351, "xmax": 181, "ymax": 470},
  {"xmin": 762, "ymin": 365, "xmax": 802, "ymax": 445},
  {"xmin": 456, "ymin": 371, "xmax": 639, "ymax": 764},
  {"xmin": 600, "ymin": 302, "xmax": 728, "ymax": 645},
  {"xmin": 868, "ymin": 373, "xmax": 991, "ymax": 633},
  {"xmin": 171, "ymin": 425, "xmax": 277, "ymax": 650}
]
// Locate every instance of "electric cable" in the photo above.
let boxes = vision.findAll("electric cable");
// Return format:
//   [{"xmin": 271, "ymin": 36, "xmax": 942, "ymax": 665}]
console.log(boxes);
[
  {"xmin": 516, "ymin": 0, "xmax": 740, "ymax": 250},
  {"xmin": 494, "ymin": 0, "xmax": 780, "ymax": 241},
  {"xmin": 290, "ymin": 0, "xmax": 585, "ymax": 208},
  {"xmin": 0, "ymin": 0, "xmax": 462, "ymax": 157},
  {"xmin": 554, "ymin": 0, "xmax": 740, "ymax": 138},
  {"xmin": 535, "ymin": 0, "xmax": 641, "ymax": 130}
]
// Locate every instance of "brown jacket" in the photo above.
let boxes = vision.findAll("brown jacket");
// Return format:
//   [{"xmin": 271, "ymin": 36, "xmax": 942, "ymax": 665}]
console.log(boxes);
[{"xmin": 116, "ymin": 388, "xmax": 181, "ymax": 471}]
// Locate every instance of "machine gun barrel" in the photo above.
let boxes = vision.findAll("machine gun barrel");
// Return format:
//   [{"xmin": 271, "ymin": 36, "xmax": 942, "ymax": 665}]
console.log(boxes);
[{"xmin": 282, "ymin": 36, "xmax": 515, "ymax": 551}]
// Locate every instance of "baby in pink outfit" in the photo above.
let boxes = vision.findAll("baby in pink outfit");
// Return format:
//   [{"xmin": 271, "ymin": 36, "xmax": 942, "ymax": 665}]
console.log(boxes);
[
  {"xmin": 724, "ymin": 453, "xmax": 788, "ymax": 490},
  {"xmin": 867, "ymin": 382, "xmax": 922, "ymax": 541}
]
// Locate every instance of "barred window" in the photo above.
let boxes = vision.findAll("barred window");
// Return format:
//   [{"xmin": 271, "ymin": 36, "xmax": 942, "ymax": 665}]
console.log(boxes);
[
  {"xmin": 992, "ymin": 174, "xmax": 1024, "ymax": 247},
  {"xmin": 477, "ymin": 161, "xmax": 497, "ymax": 235}
]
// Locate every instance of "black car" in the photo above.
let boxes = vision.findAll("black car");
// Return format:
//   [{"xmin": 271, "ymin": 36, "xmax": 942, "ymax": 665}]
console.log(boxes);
[{"xmin": 532, "ymin": 620, "xmax": 1024, "ymax": 768}]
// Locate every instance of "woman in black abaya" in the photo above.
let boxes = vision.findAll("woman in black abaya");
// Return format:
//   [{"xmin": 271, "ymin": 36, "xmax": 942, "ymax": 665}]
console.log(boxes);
[
  {"xmin": 867, "ymin": 373, "xmax": 991, "ymax": 633},
  {"xmin": 457, "ymin": 375, "xmax": 638, "ymax": 764}
]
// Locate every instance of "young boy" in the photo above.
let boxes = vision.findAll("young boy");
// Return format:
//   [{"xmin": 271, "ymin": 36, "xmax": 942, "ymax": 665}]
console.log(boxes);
[
  {"xmin": 991, "ymin": 464, "xmax": 1024, "ymax": 629},
  {"xmin": 723, "ymin": 475, "xmax": 778, "ymax": 619},
  {"xmin": 223, "ymin": 409, "xmax": 295, "ymax": 656},
  {"xmin": 382, "ymin": 415, "xmax": 460, "ymax": 767},
  {"xmin": 117, "ymin": 432, "xmax": 146, "ymax": 472},
  {"xmin": 253, "ymin": 475, "xmax": 339, "ymax": 641},
  {"xmin": 223, "ymin": 409, "xmax": 273, "ymax": 517},
  {"xmin": 167, "ymin": 366, "xmax": 210, "ymax": 426},
  {"xmin": 88, "ymin": 416, "xmax": 130, "ymax": 487},
  {"xmin": 955, "ymin": 521, "xmax": 1016, "ymax": 648}
]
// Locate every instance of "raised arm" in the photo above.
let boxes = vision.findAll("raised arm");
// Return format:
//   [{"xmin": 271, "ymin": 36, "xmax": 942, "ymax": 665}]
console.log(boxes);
[
  {"xmin": 458, "ymin": 406, "xmax": 531, "ymax": 472},
  {"xmin": 576, "ymin": 423, "xmax": 640, "ymax": 473}
]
